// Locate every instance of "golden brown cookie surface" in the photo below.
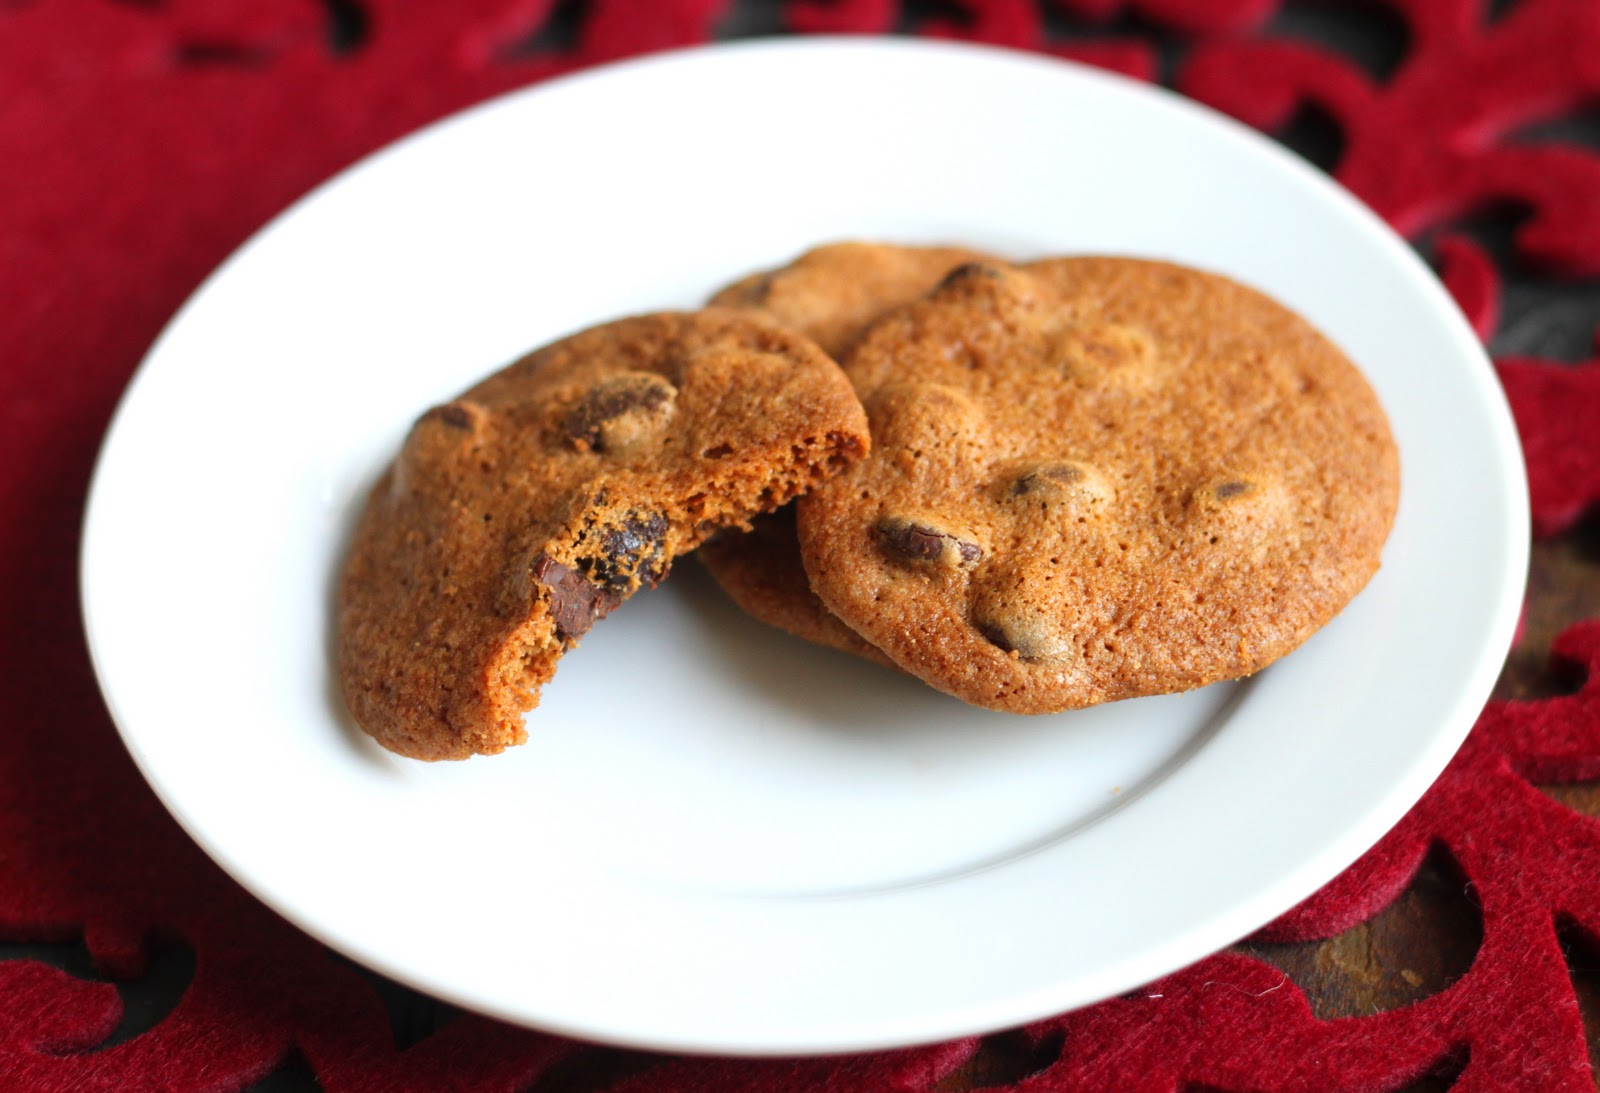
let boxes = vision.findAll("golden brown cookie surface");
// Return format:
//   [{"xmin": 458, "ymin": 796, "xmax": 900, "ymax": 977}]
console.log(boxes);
[
  {"xmin": 710, "ymin": 240, "xmax": 990, "ymax": 358},
  {"xmin": 697, "ymin": 508, "xmax": 896, "ymax": 668},
  {"xmin": 338, "ymin": 310, "xmax": 869, "ymax": 760},
  {"xmin": 798, "ymin": 257, "xmax": 1400, "ymax": 713},
  {"xmin": 703, "ymin": 242, "xmax": 989, "ymax": 661}
]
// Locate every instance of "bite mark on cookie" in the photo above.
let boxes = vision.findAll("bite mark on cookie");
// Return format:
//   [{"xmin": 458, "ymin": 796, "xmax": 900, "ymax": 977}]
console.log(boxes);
[
  {"xmin": 337, "ymin": 310, "xmax": 870, "ymax": 760},
  {"xmin": 533, "ymin": 555, "xmax": 618, "ymax": 643}
]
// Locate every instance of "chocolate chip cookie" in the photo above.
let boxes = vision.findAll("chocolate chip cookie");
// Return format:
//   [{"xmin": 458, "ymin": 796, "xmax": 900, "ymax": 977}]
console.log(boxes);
[
  {"xmin": 709, "ymin": 241, "xmax": 990, "ymax": 359},
  {"xmin": 797, "ymin": 257, "xmax": 1399, "ymax": 713},
  {"xmin": 338, "ymin": 310, "xmax": 870, "ymax": 759},
  {"xmin": 697, "ymin": 505, "xmax": 896, "ymax": 667},
  {"xmin": 701, "ymin": 242, "xmax": 989, "ymax": 662}
]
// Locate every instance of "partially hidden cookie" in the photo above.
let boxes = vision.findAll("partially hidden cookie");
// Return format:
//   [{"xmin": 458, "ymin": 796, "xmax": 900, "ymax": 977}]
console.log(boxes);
[
  {"xmin": 709, "ymin": 241, "xmax": 990, "ymax": 359},
  {"xmin": 338, "ymin": 310, "xmax": 869, "ymax": 760},
  {"xmin": 797, "ymin": 257, "xmax": 1399, "ymax": 713},
  {"xmin": 697, "ymin": 504, "xmax": 895, "ymax": 667},
  {"xmin": 701, "ymin": 242, "xmax": 989, "ymax": 662}
]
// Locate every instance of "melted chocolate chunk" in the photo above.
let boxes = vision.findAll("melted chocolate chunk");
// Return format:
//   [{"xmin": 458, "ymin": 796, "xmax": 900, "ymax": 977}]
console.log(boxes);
[
  {"xmin": 877, "ymin": 516, "xmax": 983, "ymax": 566},
  {"xmin": 532, "ymin": 554, "xmax": 619, "ymax": 642},
  {"xmin": 976, "ymin": 620, "xmax": 1015, "ymax": 653},
  {"xmin": 1012, "ymin": 462, "xmax": 1085, "ymax": 496},
  {"xmin": 972, "ymin": 611, "xmax": 1070, "ymax": 661},
  {"xmin": 436, "ymin": 404, "xmax": 472, "ymax": 429},
  {"xmin": 419, "ymin": 402, "xmax": 475, "ymax": 430},
  {"xmin": 576, "ymin": 511, "xmax": 670, "ymax": 592},
  {"xmin": 563, "ymin": 373, "xmax": 677, "ymax": 454},
  {"xmin": 740, "ymin": 274, "xmax": 774, "ymax": 304},
  {"xmin": 937, "ymin": 261, "xmax": 1006, "ymax": 291},
  {"xmin": 534, "ymin": 510, "xmax": 671, "ymax": 643}
]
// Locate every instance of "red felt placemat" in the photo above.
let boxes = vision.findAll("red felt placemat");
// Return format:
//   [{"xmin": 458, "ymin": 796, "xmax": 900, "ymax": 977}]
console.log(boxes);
[{"xmin": 4, "ymin": 2, "xmax": 1599, "ymax": 1090}]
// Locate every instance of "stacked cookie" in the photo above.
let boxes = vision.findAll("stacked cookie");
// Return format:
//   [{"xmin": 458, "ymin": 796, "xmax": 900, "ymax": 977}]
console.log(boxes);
[{"xmin": 338, "ymin": 243, "xmax": 1398, "ymax": 760}]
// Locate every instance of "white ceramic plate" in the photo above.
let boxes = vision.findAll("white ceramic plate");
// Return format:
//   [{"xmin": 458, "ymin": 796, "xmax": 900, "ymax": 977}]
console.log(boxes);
[{"xmin": 81, "ymin": 38, "xmax": 1527, "ymax": 1055}]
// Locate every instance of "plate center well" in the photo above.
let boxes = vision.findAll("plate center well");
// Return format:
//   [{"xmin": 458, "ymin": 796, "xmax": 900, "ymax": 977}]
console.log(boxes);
[{"xmin": 501, "ymin": 564, "xmax": 1239, "ymax": 896}]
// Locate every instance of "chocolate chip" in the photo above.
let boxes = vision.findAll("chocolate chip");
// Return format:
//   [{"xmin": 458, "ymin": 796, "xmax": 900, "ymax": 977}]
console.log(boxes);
[
  {"xmin": 976, "ymin": 621, "xmax": 1015, "ymax": 653},
  {"xmin": 1007, "ymin": 461, "xmax": 1115, "ymax": 511},
  {"xmin": 533, "ymin": 510, "xmax": 669, "ymax": 641},
  {"xmin": 740, "ymin": 275, "xmax": 774, "ymax": 304},
  {"xmin": 877, "ymin": 516, "xmax": 982, "ymax": 567},
  {"xmin": 419, "ymin": 402, "xmax": 476, "ymax": 430},
  {"xmin": 1214, "ymin": 480, "xmax": 1252, "ymax": 500},
  {"xmin": 937, "ymin": 262, "xmax": 1006, "ymax": 291},
  {"xmin": 1051, "ymin": 323, "xmax": 1156, "ymax": 387},
  {"xmin": 972, "ymin": 612, "xmax": 1070, "ymax": 661},
  {"xmin": 1011, "ymin": 462, "xmax": 1085, "ymax": 496},
  {"xmin": 563, "ymin": 373, "xmax": 677, "ymax": 455},
  {"xmin": 888, "ymin": 524, "xmax": 943, "ymax": 561},
  {"xmin": 532, "ymin": 554, "xmax": 619, "ymax": 642},
  {"xmin": 575, "ymin": 510, "xmax": 670, "ymax": 592}
]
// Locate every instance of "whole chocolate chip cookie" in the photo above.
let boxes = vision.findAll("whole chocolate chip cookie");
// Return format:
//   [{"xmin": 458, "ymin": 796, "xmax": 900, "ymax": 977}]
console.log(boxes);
[
  {"xmin": 701, "ymin": 242, "xmax": 989, "ymax": 662},
  {"xmin": 338, "ymin": 310, "xmax": 869, "ymax": 760},
  {"xmin": 797, "ymin": 256, "xmax": 1399, "ymax": 713}
]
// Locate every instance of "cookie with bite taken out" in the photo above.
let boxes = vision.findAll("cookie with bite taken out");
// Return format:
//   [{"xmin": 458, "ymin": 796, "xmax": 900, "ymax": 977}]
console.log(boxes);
[{"xmin": 338, "ymin": 310, "xmax": 869, "ymax": 759}]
